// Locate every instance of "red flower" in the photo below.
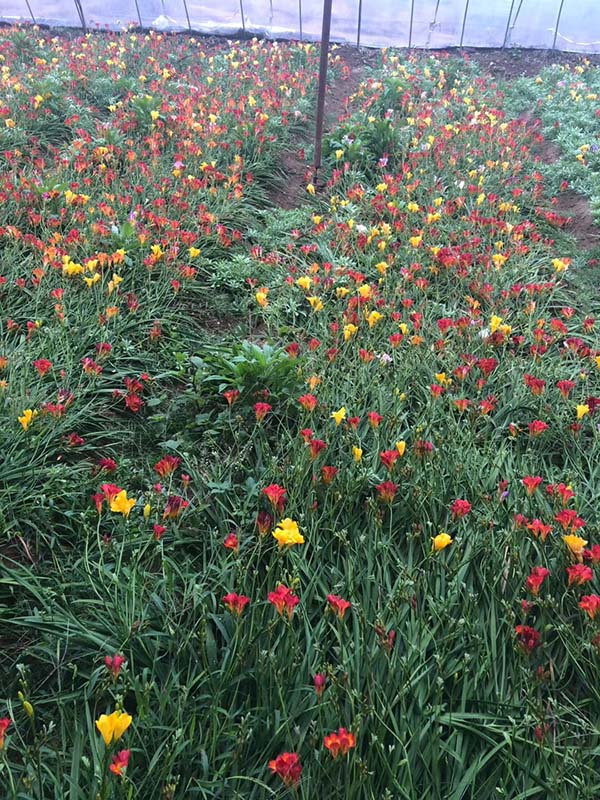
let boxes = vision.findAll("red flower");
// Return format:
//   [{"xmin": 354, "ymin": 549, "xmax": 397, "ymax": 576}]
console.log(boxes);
[
  {"xmin": 104, "ymin": 654, "xmax": 126, "ymax": 680},
  {"xmin": 367, "ymin": 411, "xmax": 383, "ymax": 428},
  {"xmin": 528, "ymin": 420, "xmax": 549, "ymax": 436},
  {"xmin": 300, "ymin": 427, "xmax": 313, "ymax": 443},
  {"xmin": 567, "ymin": 564, "xmax": 593, "ymax": 586},
  {"xmin": 263, "ymin": 484, "xmax": 287, "ymax": 513},
  {"xmin": 321, "ymin": 465, "xmax": 338, "ymax": 485},
  {"xmin": 527, "ymin": 519, "xmax": 552, "ymax": 542},
  {"xmin": 324, "ymin": 727, "xmax": 356, "ymax": 759},
  {"xmin": 414, "ymin": 439, "xmax": 434, "ymax": 456},
  {"xmin": 327, "ymin": 594, "xmax": 351, "ymax": 620},
  {"xmin": 525, "ymin": 567, "xmax": 550, "ymax": 597},
  {"xmin": 556, "ymin": 379, "xmax": 576, "ymax": 399},
  {"xmin": 267, "ymin": 585, "xmax": 299, "ymax": 619},
  {"xmin": 162, "ymin": 495, "xmax": 189, "ymax": 519},
  {"xmin": 583, "ymin": 544, "xmax": 600, "ymax": 564},
  {"xmin": 224, "ymin": 532, "xmax": 239, "ymax": 553},
  {"xmin": 308, "ymin": 438, "xmax": 327, "ymax": 459},
  {"xmin": 379, "ymin": 450, "xmax": 399, "ymax": 472},
  {"xmin": 268, "ymin": 752, "xmax": 301, "ymax": 787},
  {"xmin": 546, "ymin": 482, "xmax": 575, "ymax": 505},
  {"xmin": 580, "ymin": 594, "xmax": 600, "ymax": 619},
  {"xmin": 154, "ymin": 455, "xmax": 181, "ymax": 477},
  {"xmin": 522, "ymin": 476, "xmax": 543, "ymax": 496},
  {"xmin": 451, "ymin": 498, "xmax": 471, "ymax": 519},
  {"xmin": 101, "ymin": 483, "xmax": 122, "ymax": 502},
  {"xmin": 515, "ymin": 625, "xmax": 541, "ymax": 653},
  {"xmin": 32, "ymin": 358, "xmax": 52, "ymax": 377},
  {"xmin": 97, "ymin": 457, "xmax": 118, "ymax": 473},
  {"xmin": 298, "ymin": 393, "xmax": 318, "ymax": 412},
  {"xmin": 109, "ymin": 749, "xmax": 130, "ymax": 776},
  {"xmin": 222, "ymin": 593, "xmax": 250, "ymax": 616},
  {"xmin": 254, "ymin": 402, "xmax": 272, "ymax": 422},
  {"xmin": 555, "ymin": 509, "xmax": 585, "ymax": 533},
  {"xmin": 0, "ymin": 718, "xmax": 10, "ymax": 750},
  {"xmin": 477, "ymin": 357, "xmax": 498, "ymax": 376},
  {"xmin": 376, "ymin": 480, "xmax": 397, "ymax": 504},
  {"xmin": 256, "ymin": 511, "xmax": 274, "ymax": 536},
  {"xmin": 223, "ymin": 389, "xmax": 240, "ymax": 406},
  {"xmin": 453, "ymin": 398, "xmax": 471, "ymax": 412},
  {"xmin": 524, "ymin": 374, "xmax": 546, "ymax": 396},
  {"xmin": 313, "ymin": 673, "xmax": 327, "ymax": 699},
  {"xmin": 153, "ymin": 524, "xmax": 166, "ymax": 540}
]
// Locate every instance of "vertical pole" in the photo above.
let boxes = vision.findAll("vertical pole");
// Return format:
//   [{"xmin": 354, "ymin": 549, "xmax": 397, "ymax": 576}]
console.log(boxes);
[
  {"xmin": 502, "ymin": 0, "xmax": 516, "ymax": 48},
  {"xmin": 299, "ymin": 0, "xmax": 303, "ymax": 41},
  {"xmin": 133, "ymin": 0, "xmax": 143, "ymax": 28},
  {"xmin": 239, "ymin": 0, "xmax": 246, "ymax": 33},
  {"xmin": 459, "ymin": 0, "xmax": 470, "ymax": 48},
  {"xmin": 313, "ymin": 0, "xmax": 333, "ymax": 181},
  {"xmin": 73, "ymin": 0, "xmax": 87, "ymax": 32},
  {"xmin": 408, "ymin": 0, "xmax": 415, "ymax": 48},
  {"xmin": 552, "ymin": 0, "xmax": 566, "ymax": 50},
  {"xmin": 357, "ymin": 0, "xmax": 362, "ymax": 49},
  {"xmin": 182, "ymin": 0, "xmax": 192, "ymax": 32},
  {"xmin": 24, "ymin": 0, "xmax": 37, "ymax": 24}
]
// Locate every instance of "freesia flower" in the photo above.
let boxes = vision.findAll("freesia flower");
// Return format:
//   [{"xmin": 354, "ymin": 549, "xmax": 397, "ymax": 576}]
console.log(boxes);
[
  {"xmin": 269, "ymin": 752, "xmax": 302, "ymax": 787},
  {"xmin": 109, "ymin": 749, "xmax": 130, "ymax": 776},
  {"xmin": 450, "ymin": 499, "xmax": 471, "ymax": 518},
  {"xmin": 376, "ymin": 481, "xmax": 397, "ymax": 504},
  {"xmin": 272, "ymin": 518, "xmax": 304, "ymax": 548},
  {"xmin": 352, "ymin": 446, "xmax": 363, "ymax": 462},
  {"xmin": 567, "ymin": 564, "xmax": 593, "ymax": 586},
  {"xmin": 563, "ymin": 534, "xmax": 588, "ymax": 560},
  {"xmin": 579, "ymin": 594, "xmax": 600, "ymax": 620},
  {"xmin": 432, "ymin": 532, "xmax": 453, "ymax": 552},
  {"xmin": 324, "ymin": 727, "xmax": 356, "ymax": 759},
  {"xmin": 104, "ymin": 654, "xmax": 126, "ymax": 680},
  {"xmin": 154, "ymin": 455, "xmax": 181, "ymax": 477},
  {"xmin": 18, "ymin": 409, "xmax": 38, "ymax": 430},
  {"xmin": 267, "ymin": 585, "xmax": 299, "ymax": 619},
  {"xmin": 254, "ymin": 402, "xmax": 272, "ymax": 422},
  {"xmin": 525, "ymin": 567, "xmax": 550, "ymax": 597},
  {"xmin": 109, "ymin": 490, "xmax": 136, "ymax": 517},
  {"xmin": 96, "ymin": 710, "xmax": 133, "ymax": 746},
  {"xmin": 222, "ymin": 593, "xmax": 250, "ymax": 616},
  {"xmin": 313, "ymin": 673, "xmax": 327, "ymax": 698},
  {"xmin": 515, "ymin": 625, "xmax": 541, "ymax": 654},
  {"xmin": 0, "ymin": 718, "xmax": 10, "ymax": 750},
  {"xmin": 263, "ymin": 484, "xmax": 287, "ymax": 512},
  {"xmin": 331, "ymin": 407, "xmax": 346, "ymax": 425},
  {"xmin": 224, "ymin": 532, "xmax": 239, "ymax": 553},
  {"xmin": 522, "ymin": 476, "xmax": 543, "ymax": 496},
  {"xmin": 327, "ymin": 594, "xmax": 351, "ymax": 619}
]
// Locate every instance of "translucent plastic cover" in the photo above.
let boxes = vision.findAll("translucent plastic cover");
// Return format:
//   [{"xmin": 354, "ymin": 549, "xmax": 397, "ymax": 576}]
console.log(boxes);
[{"xmin": 2, "ymin": 0, "xmax": 599, "ymax": 53}]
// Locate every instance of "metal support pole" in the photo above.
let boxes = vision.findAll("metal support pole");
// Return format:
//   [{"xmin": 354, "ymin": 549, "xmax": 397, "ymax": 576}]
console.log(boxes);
[
  {"xmin": 552, "ymin": 0, "xmax": 566, "ymax": 50},
  {"xmin": 313, "ymin": 0, "xmax": 333, "ymax": 181},
  {"xmin": 24, "ymin": 0, "xmax": 37, "ymax": 24},
  {"xmin": 132, "ymin": 0, "xmax": 143, "ymax": 28},
  {"xmin": 182, "ymin": 0, "xmax": 192, "ymax": 32},
  {"xmin": 459, "ymin": 0, "xmax": 470, "ymax": 48},
  {"xmin": 502, "ymin": 0, "xmax": 516, "ymax": 48},
  {"xmin": 73, "ymin": 0, "xmax": 86, "ymax": 32},
  {"xmin": 357, "ymin": 0, "xmax": 362, "ymax": 48},
  {"xmin": 408, "ymin": 0, "xmax": 415, "ymax": 48},
  {"xmin": 239, "ymin": 0, "xmax": 246, "ymax": 33},
  {"xmin": 299, "ymin": 0, "xmax": 303, "ymax": 41}
]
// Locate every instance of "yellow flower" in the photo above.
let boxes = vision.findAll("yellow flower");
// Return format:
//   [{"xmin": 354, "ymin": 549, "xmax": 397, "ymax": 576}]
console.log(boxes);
[
  {"xmin": 344, "ymin": 324, "xmax": 358, "ymax": 341},
  {"xmin": 576, "ymin": 404, "xmax": 590, "ymax": 420},
  {"xmin": 563, "ymin": 534, "xmax": 587, "ymax": 558},
  {"xmin": 335, "ymin": 149, "xmax": 344, "ymax": 160},
  {"xmin": 490, "ymin": 315, "xmax": 502, "ymax": 334},
  {"xmin": 188, "ymin": 247, "xmax": 201, "ymax": 258},
  {"xmin": 143, "ymin": 503, "xmax": 151, "ymax": 519},
  {"xmin": 375, "ymin": 261, "xmax": 388, "ymax": 275},
  {"xmin": 552, "ymin": 258, "xmax": 570, "ymax": 273},
  {"xmin": 107, "ymin": 273, "xmax": 123, "ymax": 295},
  {"xmin": 366, "ymin": 310, "xmax": 383, "ymax": 328},
  {"xmin": 307, "ymin": 296, "xmax": 323, "ymax": 312},
  {"xmin": 395, "ymin": 440, "xmax": 406, "ymax": 456},
  {"xmin": 432, "ymin": 532, "xmax": 453, "ymax": 552},
  {"xmin": 96, "ymin": 710, "xmax": 133, "ymax": 746},
  {"xmin": 18, "ymin": 409, "xmax": 38, "ymax": 431},
  {"xmin": 331, "ymin": 407, "xmax": 346, "ymax": 426},
  {"xmin": 272, "ymin": 518, "xmax": 304, "ymax": 549},
  {"xmin": 109, "ymin": 490, "xmax": 136, "ymax": 517},
  {"xmin": 255, "ymin": 287, "xmax": 269, "ymax": 308},
  {"xmin": 358, "ymin": 285, "xmax": 372, "ymax": 300},
  {"xmin": 352, "ymin": 445, "xmax": 363, "ymax": 463},
  {"xmin": 306, "ymin": 183, "xmax": 315, "ymax": 196},
  {"xmin": 296, "ymin": 276, "xmax": 312, "ymax": 291}
]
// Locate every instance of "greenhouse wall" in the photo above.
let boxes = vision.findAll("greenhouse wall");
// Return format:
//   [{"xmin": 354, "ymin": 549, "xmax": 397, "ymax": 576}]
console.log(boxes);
[{"xmin": 2, "ymin": 0, "xmax": 600, "ymax": 53}]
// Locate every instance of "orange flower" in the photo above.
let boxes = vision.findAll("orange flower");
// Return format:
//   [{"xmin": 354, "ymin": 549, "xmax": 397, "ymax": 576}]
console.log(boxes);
[{"xmin": 324, "ymin": 727, "xmax": 356, "ymax": 759}]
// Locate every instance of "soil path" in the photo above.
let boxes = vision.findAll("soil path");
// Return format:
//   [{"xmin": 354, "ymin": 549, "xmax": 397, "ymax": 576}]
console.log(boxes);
[{"xmin": 269, "ymin": 45, "xmax": 377, "ymax": 209}]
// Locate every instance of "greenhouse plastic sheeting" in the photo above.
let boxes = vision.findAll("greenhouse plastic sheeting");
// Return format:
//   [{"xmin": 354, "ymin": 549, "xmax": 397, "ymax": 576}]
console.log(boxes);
[{"xmin": 2, "ymin": 0, "xmax": 600, "ymax": 53}]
